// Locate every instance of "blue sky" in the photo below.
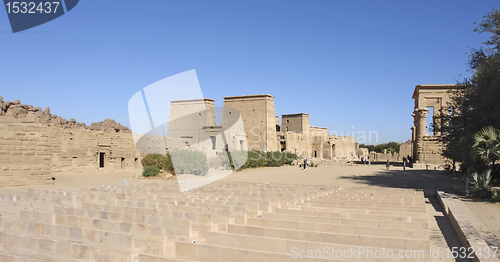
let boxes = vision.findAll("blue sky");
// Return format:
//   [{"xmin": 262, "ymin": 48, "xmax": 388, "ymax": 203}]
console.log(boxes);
[{"xmin": 0, "ymin": 1, "xmax": 496, "ymax": 144}]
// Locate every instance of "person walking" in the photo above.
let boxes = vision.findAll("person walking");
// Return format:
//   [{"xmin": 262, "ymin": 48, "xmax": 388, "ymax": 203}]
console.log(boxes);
[
  {"xmin": 402, "ymin": 157, "xmax": 407, "ymax": 171},
  {"xmin": 303, "ymin": 158, "xmax": 307, "ymax": 170}
]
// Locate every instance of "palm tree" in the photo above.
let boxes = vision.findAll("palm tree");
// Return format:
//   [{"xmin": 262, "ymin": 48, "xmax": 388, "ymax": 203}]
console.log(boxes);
[{"xmin": 472, "ymin": 126, "xmax": 500, "ymax": 167}]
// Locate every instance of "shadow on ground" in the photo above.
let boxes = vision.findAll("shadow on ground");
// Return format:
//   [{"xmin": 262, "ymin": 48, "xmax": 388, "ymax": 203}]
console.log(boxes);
[{"xmin": 339, "ymin": 168, "xmax": 466, "ymax": 195}]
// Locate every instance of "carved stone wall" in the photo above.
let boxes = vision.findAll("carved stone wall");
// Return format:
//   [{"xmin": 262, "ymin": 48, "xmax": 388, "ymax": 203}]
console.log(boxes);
[
  {"xmin": 223, "ymin": 95, "xmax": 279, "ymax": 152},
  {"xmin": 0, "ymin": 97, "xmax": 142, "ymax": 187}
]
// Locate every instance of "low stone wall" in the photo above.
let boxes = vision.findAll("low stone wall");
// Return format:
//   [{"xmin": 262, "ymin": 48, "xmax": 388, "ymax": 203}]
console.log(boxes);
[
  {"xmin": 368, "ymin": 151, "xmax": 401, "ymax": 162},
  {"xmin": 0, "ymin": 97, "xmax": 143, "ymax": 187}
]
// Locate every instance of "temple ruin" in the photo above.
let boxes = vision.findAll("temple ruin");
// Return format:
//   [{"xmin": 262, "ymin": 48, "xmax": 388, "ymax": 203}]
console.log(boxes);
[
  {"xmin": 410, "ymin": 84, "xmax": 457, "ymax": 164},
  {"xmin": 222, "ymin": 95, "xmax": 356, "ymax": 159},
  {"xmin": 0, "ymin": 96, "xmax": 142, "ymax": 187}
]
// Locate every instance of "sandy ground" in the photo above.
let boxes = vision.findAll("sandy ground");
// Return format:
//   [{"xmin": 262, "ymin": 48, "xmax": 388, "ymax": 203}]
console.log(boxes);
[{"xmin": 9, "ymin": 162, "xmax": 500, "ymax": 244}]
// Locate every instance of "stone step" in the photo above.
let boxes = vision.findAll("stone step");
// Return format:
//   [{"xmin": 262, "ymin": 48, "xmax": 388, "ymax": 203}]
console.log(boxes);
[
  {"xmin": 263, "ymin": 212, "xmax": 429, "ymax": 227},
  {"xmin": 276, "ymin": 207, "xmax": 427, "ymax": 222},
  {"xmin": 325, "ymin": 198, "xmax": 424, "ymax": 203},
  {"xmin": 246, "ymin": 218, "xmax": 429, "ymax": 239},
  {"xmin": 329, "ymin": 193, "xmax": 425, "ymax": 200},
  {"xmin": 276, "ymin": 207, "xmax": 428, "ymax": 219},
  {"xmin": 17, "ymin": 209, "xmax": 196, "ymax": 240},
  {"xmin": 294, "ymin": 205, "xmax": 426, "ymax": 217},
  {"xmin": 172, "ymin": 241, "xmax": 359, "ymax": 262},
  {"xmin": 312, "ymin": 194, "xmax": 425, "ymax": 201},
  {"xmin": 227, "ymin": 224, "xmax": 430, "ymax": 250},
  {"xmin": 0, "ymin": 183, "xmax": 440, "ymax": 262},
  {"xmin": 205, "ymin": 231, "xmax": 431, "ymax": 261},
  {"xmin": 139, "ymin": 254, "xmax": 199, "ymax": 262},
  {"xmin": 0, "ymin": 232, "xmax": 146, "ymax": 262},
  {"xmin": 1, "ymin": 217, "xmax": 146, "ymax": 251},
  {"xmin": 295, "ymin": 202, "xmax": 425, "ymax": 213},
  {"xmin": 320, "ymin": 200, "xmax": 425, "ymax": 207}
]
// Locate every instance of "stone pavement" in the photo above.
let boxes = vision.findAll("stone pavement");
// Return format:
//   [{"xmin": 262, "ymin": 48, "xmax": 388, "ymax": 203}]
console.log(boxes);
[{"xmin": 0, "ymin": 180, "xmax": 461, "ymax": 262}]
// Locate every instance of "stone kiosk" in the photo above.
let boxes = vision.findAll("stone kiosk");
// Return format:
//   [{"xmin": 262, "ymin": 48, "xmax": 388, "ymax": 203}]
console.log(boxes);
[{"xmin": 410, "ymin": 85, "xmax": 457, "ymax": 164}]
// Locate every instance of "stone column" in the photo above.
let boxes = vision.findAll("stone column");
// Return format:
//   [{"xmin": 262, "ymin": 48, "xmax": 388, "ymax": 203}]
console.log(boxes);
[
  {"xmin": 411, "ymin": 113, "xmax": 417, "ymax": 160},
  {"xmin": 417, "ymin": 109, "xmax": 429, "ymax": 138},
  {"xmin": 414, "ymin": 108, "xmax": 429, "ymax": 163},
  {"xmin": 319, "ymin": 142, "xmax": 323, "ymax": 159}
]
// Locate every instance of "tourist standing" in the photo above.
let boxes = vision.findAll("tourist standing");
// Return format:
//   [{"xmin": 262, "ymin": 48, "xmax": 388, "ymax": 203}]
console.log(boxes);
[{"xmin": 303, "ymin": 158, "xmax": 307, "ymax": 170}]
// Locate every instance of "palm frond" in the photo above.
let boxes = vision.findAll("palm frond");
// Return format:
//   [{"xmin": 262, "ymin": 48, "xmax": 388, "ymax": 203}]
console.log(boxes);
[{"xmin": 472, "ymin": 126, "xmax": 500, "ymax": 164}]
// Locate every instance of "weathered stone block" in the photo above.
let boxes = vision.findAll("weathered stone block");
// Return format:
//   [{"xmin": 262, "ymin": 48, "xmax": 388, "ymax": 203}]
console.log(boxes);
[
  {"xmin": 69, "ymin": 226, "xmax": 83, "ymax": 241},
  {"xmin": 5, "ymin": 176, "xmax": 20, "ymax": 181},
  {"xmin": 55, "ymin": 241, "xmax": 72, "ymax": 258},
  {"xmin": 20, "ymin": 117, "xmax": 35, "ymax": 123},
  {"xmin": 7, "ymin": 125, "xmax": 23, "ymax": 132},
  {"xmin": 71, "ymin": 243, "xmax": 91, "ymax": 260},
  {"xmin": 10, "ymin": 181, "xmax": 25, "ymax": 187},
  {"xmin": 23, "ymin": 141, "xmax": 37, "ymax": 147}
]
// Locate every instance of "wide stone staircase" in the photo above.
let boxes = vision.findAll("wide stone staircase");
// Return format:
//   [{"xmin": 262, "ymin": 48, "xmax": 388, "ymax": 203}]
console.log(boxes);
[{"xmin": 0, "ymin": 182, "xmax": 451, "ymax": 261}]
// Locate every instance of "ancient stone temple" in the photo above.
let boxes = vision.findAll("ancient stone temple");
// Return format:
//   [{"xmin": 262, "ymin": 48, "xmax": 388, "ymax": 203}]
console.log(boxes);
[
  {"xmin": 165, "ymin": 95, "xmax": 356, "ymax": 159},
  {"xmin": 223, "ymin": 95, "xmax": 356, "ymax": 159},
  {"xmin": 410, "ymin": 85, "xmax": 457, "ymax": 164}
]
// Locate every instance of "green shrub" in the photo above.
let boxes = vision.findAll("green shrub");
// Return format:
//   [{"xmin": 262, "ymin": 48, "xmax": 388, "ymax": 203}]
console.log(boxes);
[
  {"xmin": 240, "ymin": 150, "xmax": 267, "ymax": 170},
  {"xmin": 283, "ymin": 152, "xmax": 298, "ymax": 165},
  {"xmin": 170, "ymin": 149, "xmax": 208, "ymax": 176},
  {"xmin": 142, "ymin": 165, "xmax": 160, "ymax": 177},
  {"xmin": 470, "ymin": 169, "xmax": 494, "ymax": 198},
  {"xmin": 208, "ymin": 153, "xmax": 232, "ymax": 170},
  {"xmin": 227, "ymin": 150, "xmax": 251, "ymax": 170},
  {"xmin": 265, "ymin": 151, "xmax": 285, "ymax": 167},
  {"xmin": 228, "ymin": 150, "xmax": 298, "ymax": 171},
  {"xmin": 141, "ymin": 153, "xmax": 175, "ymax": 175},
  {"xmin": 492, "ymin": 190, "xmax": 500, "ymax": 202}
]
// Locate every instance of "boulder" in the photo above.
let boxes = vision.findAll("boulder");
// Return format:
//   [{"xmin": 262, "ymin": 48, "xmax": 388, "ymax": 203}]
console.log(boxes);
[
  {"xmin": 52, "ymin": 117, "xmax": 63, "ymax": 126},
  {"xmin": 15, "ymin": 107, "xmax": 28, "ymax": 117}
]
